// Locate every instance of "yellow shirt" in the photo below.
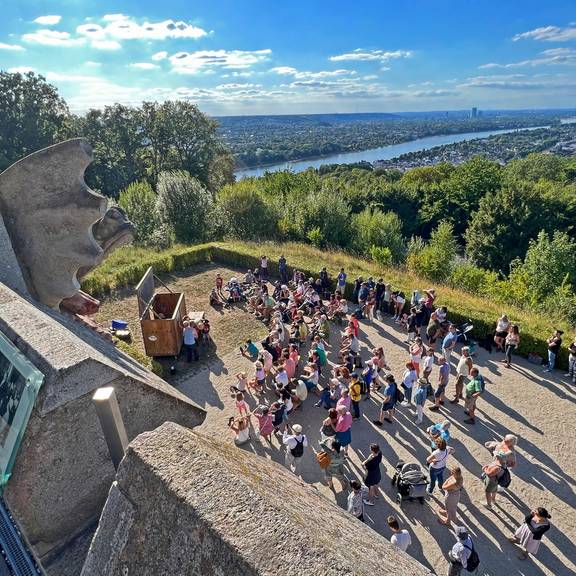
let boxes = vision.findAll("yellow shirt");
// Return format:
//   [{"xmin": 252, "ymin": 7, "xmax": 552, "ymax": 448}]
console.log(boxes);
[{"xmin": 350, "ymin": 380, "xmax": 362, "ymax": 402}]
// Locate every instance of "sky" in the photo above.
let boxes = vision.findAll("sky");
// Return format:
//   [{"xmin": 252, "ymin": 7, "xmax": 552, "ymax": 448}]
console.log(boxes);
[{"xmin": 0, "ymin": 0, "xmax": 575, "ymax": 116}]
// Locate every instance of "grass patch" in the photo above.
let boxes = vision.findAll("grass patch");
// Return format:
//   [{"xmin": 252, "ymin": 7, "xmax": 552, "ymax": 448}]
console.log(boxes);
[{"xmin": 83, "ymin": 240, "xmax": 571, "ymax": 368}]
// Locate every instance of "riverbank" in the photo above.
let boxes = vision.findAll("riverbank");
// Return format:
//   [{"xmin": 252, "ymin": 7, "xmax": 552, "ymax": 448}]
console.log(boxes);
[{"xmin": 235, "ymin": 125, "xmax": 550, "ymax": 178}]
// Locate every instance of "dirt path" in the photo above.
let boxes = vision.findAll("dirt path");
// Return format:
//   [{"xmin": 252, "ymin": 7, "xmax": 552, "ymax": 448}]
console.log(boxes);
[{"xmin": 170, "ymin": 308, "xmax": 576, "ymax": 576}]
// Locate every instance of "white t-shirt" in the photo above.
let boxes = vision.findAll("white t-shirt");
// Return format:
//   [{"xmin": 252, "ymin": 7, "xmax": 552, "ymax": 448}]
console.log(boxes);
[
  {"xmin": 497, "ymin": 319, "xmax": 509, "ymax": 333},
  {"xmin": 275, "ymin": 371, "xmax": 289, "ymax": 387},
  {"xmin": 391, "ymin": 530, "xmax": 412, "ymax": 551},
  {"xmin": 295, "ymin": 380, "xmax": 308, "ymax": 401},
  {"xmin": 423, "ymin": 355, "xmax": 434, "ymax": 371},
  {"xmin": 349, "ymin": 337, "xmax": 360, "ymax": 354},
  {"xmin": 430, "ymin": 448, "xmax": 450, "ymax": 469},
  {"xmin": 402, "ymin": 369, "xmax": 417, "ymax": 389}
]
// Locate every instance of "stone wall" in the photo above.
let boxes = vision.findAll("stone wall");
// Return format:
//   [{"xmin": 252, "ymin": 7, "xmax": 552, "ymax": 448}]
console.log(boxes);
[
  {"xmin": 82, "ymin": 422, "xmax": 432, "ymax": 576},
  {"xmin": 0, "ymin": 282, "xmax": 206, "ymax": 559}
]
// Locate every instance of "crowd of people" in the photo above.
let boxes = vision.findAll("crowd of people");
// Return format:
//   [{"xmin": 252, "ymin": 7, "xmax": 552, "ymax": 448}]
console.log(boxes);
[{"xmin": 201, "ymin": 256, "xmax": 562, "ymax": 575}]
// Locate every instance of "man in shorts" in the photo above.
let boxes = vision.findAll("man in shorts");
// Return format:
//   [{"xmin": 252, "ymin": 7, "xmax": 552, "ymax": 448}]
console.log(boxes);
[
  {"xmin": 373, "ymin": 374, "xmax": 398, "ymax": 425},
  {"xmin": 429, "ymin": 356, "xmax": 449, "ymax": 412},
  {"xmin": 463, "ymin": 368, "xmax": 483, "ymax": 424}
]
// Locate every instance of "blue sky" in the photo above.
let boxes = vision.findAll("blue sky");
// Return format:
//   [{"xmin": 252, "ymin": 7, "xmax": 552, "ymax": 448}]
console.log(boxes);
[{"xmin": 0, "ymin": 0, "xmax": 575, "ymax": 115}]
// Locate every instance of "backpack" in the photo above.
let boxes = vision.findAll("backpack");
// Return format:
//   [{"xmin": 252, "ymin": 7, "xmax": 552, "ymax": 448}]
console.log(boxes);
[
  {"xmin": 497, "ymin": 467, "xmax": 512, "ymax": 488},
  {"xmin": 395, "ymin": 386, "xmax": 404, "ymax": 404},
  {"xmin": 316, "ymin": 451, "xmax": 331, "ymax": 469},
  {"xmin": 291, "ymin": 437, "xmax": 304, "ymax": 458},
  {"xmin": 463, "ymin": 542, "xmax": 480, "ymax": 572}
]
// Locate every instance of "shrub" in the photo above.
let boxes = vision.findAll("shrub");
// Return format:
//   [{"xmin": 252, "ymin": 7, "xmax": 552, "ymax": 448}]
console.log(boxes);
[
  {"xmin": 118, "ymin": 181, "xmax": 159, "ymax": 245},
  {"xmin": 449, "ymin": 262, "xmax": 497, "ymax": 295},
  {"xmin": 156, "ymin": 171, "xmax": 213, "ymax": 243},
  {"xmin": 352, "ymin": 208, "xmax": 405, "ymax": 262},
  {"xmin": 370, "ymin": 245, "xmax": 393, "ymax": 268}
]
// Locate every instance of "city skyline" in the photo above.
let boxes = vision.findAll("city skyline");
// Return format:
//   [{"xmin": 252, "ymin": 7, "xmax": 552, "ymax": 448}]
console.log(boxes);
[{"xmin": 1, "ymin": 0, "xmax": 575, "ymax": 115}]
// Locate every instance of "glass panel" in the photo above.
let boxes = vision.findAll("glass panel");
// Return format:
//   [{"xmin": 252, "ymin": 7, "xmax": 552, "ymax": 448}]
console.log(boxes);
[{"xmin": 0, "ymin": 332, "xmax": 44, "ymax": 489}]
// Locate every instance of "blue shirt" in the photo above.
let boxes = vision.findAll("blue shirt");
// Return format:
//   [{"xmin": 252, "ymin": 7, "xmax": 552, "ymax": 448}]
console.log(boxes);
[
  {"xmin": 384, "ymin": 383, "xmax": 397, "ymax": 404},
  {"xmin": 337, "ymin": 272, "xmax": 347, "ymax": 286},
  {"xmin": 443, "ymin": 332, "xmax": 457, "ymax": 350},
  {"xmin": 247, "ymin": 341, "xmax": 259, "ymax": 356},
  {"xmin": 429, "ymin": 423, "xmax": 451, "ymax": 449},
  {"xmin": 183, "ymin": 327, "xmax": 196, "ymax": 345}
]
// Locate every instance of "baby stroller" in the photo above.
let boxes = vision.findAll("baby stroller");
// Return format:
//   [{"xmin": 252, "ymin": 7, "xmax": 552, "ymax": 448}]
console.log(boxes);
[{"xmin": 391, "ymin": 461, "xmax": 428, "ymax": 505}]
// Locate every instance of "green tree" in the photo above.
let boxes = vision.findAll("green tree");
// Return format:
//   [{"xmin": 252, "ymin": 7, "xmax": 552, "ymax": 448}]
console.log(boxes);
[
  {"xmin": 118, "ymin": 181, "xmax": 159, "ymax": 245},
  {"xmin": 352, "ymin": 208, "xmax": 405, "ymax": 262},
  {"xmin": 505, "ymin": 153, "xmax": 567, "ymax": 183},
  {"xmin": 465, "ymin": 181, "xmax": 564, "ymax": 272},
  {"xmin": 407, "ymin": 221, "xmax": 458, "ymax": 281},
  {"xmin": 216, "ymin": 181, "xmax": 279, "ymax": 240},
  {"xmin": 156, "ymin": 171, "xmax": 213, "ymax": 243},
  {"xmin": 0, "ymin": 71, "xmax": 71, "ymax": 171},
  {"xmin": 77, "ymin": 104, "xmax": 147, "ymax": 197},
  {"xmin": 509, "ymin": 231, "xmax": 576, "ymax": 307}
]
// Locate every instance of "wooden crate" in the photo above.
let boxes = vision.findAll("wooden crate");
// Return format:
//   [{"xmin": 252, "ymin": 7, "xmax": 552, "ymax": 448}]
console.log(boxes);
[{"xmin": 140, "ymin": 292, "xmax": 187, "ymax": 357}]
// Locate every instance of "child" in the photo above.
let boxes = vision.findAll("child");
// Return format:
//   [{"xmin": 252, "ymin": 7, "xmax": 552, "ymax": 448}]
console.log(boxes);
[
  {"xmin": 252, "ymin": 405, "xmax": 274, "ymax": 441},
  {"xmin": 228, "ymin": 415, "xmax": 250, "ymax": 445},
  {"xmin": 413, "ymin": 378, "xmax": 428, "ymax": 424},
  {"xmin": 215, "ymin": 273, "xmax": 224, "ymax": 296},
  {"xmin": 271, "ymin": 401, "xmax": 286, "ymax": 433},
  {"xmin": 230, "ymin": 372, "xmax": 248, "ymax": 395},
  {"xmin": 248, "ymin": 361, "xmax": 265, "ymax": 394},
  {"xmin": 422, "ymin": 347, "xmax": 435, "ymax": 385},
  {"xmin": 409, "ymin": 337, "xmax": 424, "ymax": 378},
  {"xmin": 235, "ymin": 391, "xmax": 249, "ymax": 416}
]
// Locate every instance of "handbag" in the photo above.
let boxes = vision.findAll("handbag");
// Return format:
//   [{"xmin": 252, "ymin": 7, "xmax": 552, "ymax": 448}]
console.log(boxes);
[{"xmin": 316, "ymin": 451, "xmax": 332, "ymax": 469}]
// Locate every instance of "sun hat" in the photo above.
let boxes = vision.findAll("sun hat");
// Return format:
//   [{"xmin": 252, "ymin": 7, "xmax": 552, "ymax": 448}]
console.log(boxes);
[{"xmin": 292, "ymin": 424, "xmax": 302, "ymax": 434}]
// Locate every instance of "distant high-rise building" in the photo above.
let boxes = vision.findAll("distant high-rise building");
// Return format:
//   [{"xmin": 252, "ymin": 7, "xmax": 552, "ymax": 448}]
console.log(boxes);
[{"xmin": 470, "ymin": 107, "xmax": 478, "ymax": 118}]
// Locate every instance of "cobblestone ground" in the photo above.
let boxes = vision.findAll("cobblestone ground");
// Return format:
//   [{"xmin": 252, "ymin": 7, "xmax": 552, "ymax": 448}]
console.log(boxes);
[{"xmin": 171, "ymin": 307, "xmax": 576, "ymax": 576}]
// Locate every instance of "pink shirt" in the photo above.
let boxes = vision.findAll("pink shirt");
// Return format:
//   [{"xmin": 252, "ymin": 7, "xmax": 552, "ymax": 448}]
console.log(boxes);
[
  {"xmin": 284, "ymin": 357, "xmax": 296, "ymax": 379},
  {"xmin": 336, "ymin": 412, "xmax": 353, "ymax": 432},
  {"xmin": 337, "ymin": 396, "xmax": 351, "ymax": 411},
  {"xmin": 255, "ymin": 414, "xmax": 274, "ymax": 436}
]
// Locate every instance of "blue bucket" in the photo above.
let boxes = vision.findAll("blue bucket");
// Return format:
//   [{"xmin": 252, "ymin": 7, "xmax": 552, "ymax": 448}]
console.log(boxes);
[{"xmin": 111, "ymin": 319, "xmax": 128, "ymax": 330}]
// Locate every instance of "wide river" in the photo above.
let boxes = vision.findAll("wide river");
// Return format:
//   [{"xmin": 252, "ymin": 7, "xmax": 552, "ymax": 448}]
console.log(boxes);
[{"xmin": 235, "ymin": 125, "xmax": 548, "ymax": 179}]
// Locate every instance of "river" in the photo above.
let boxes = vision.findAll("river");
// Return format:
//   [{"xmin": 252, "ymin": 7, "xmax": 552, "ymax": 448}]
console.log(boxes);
[{"xmin": 234, "ymin": 125, "xmax": 549, "ymax": 179}]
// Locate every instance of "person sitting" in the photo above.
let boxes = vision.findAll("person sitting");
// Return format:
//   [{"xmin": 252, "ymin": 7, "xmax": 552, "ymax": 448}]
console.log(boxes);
[
  {"xmin": 209, "ymin": 288, "xmax": 227, "ymax": 307},
  {"xmin": 228, "ymin": 415, "xmax": 250, "ymax": 445},
  {"xmin": 244, "ymin": 269, "xmax": 255, "ymax": 285},
  {"xmin": 240, "ymin": 339, "xmax": 259, "ymax": 358}
]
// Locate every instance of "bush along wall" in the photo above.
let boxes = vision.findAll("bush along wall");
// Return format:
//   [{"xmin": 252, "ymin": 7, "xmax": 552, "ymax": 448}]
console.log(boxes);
[{"xmin": 83, "ymin": 241, "xmax": 570, "ymax": 369}]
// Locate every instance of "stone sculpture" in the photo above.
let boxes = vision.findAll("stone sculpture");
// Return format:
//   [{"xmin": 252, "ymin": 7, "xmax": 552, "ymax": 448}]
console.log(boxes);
[{"xmin": 0, "ymin": 139, "xmax": 134, "ymax": 308}]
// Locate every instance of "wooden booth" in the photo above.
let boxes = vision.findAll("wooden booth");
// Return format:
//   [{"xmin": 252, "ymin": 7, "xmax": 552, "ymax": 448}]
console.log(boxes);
[{"xmin": 136, "ymin": 267, "xmax": 187, "ymax": 357}]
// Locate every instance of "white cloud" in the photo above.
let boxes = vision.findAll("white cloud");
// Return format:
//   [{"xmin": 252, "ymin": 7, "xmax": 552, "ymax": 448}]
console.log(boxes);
[
  {"xmin": 412, "ymin": 89, "xmax": 459, "ymax": 97},
  {"xmin": 513, "ymin": 25, "xmax": 576, "ymax": 42},
  {"xmin": 330, "ymin": 49, "xmax": 412, "ymax": 62},
  {"xmin": 92, "ymin": 39, "xmax": 122, "ymax": 50},
  {"xmin": 129, "ymin": 62, "xmax": 160, "ymax": 70},
  {"xmin": 216, "ymin": 83, "xmax": 262, "ymax": 90},
  {"xmin": 269, "ymin": 66, "xmax": 356, "ymax": 79},
  {"xmin": 152, "ymin": 51, "xmax": 168, "ymax": 61},
  {"xmin": 459, "ymin": 73, "xmax": 575, "ymax": 90},
  {"xmin": 84, "ymin": 61, "xmax": 101, "ymax": 67},
  {"xmin": 33, "ymin": 15, "xmax": 61, "ymax": 26},
  {"xmin": 22, "ymin": 29, "xmax": 85, "ymax": 47},
  {"xmin": 479, "ymin": 47, "xmax": 576, "ymax": 69},
  {"xmin": 169, "ymin": 49, "xmax": 271, "ymax": 74},
  {"xmin": 362, "ymin": 74, "xmax": 378, "ymax": 80},
  {"xmin": 102, "ymin": 14, "xmax": 128, "ymax": 22},
  {"xmin": 0, "ymin": 42, "xmax": 24, "ymax": 51},
  {"xmin": 7, "ymin": 66, "xmax": 35, "ymax": 74},
  {"xmin": 76, "ymin": 17, "xmax": 208, "ymax": 42}
]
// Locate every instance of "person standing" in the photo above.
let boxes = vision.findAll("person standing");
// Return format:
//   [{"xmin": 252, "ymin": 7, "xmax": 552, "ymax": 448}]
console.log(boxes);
[
  {"xmin": 347, "ymin": 480, "xmax": 367, "ymax": 522},
  {"xmin": 283, "ymin": 424, "xmax": 308, "ymax": 476},
  {"xmin": 429, "ymin": 356, "xmax": 450, "ymax": 412},
  {"xmin": 335, "ymin": 405, "xmax": 353, "ymax": 455},
  {"xmin": 422, "ymin": 347, "xmax": 435, "ymax": 384},
  {"xmin": 373, "ymin": 374, "xmax": 398, "ymax": 425},
  {"xmin": 426, "ymin": 437, "xmax": 452, "ymax": 495},
  {"xmin": 387, "ymin": 516, "xmax": 412, "ymax": 552},
  {"xmin": 544, "ymin": 329, "xmax": 563, "ymax": 372},
  {"xmin": 508, "ymin": 507, "xmax": 552, "ymax": 560},
  {"xmin": 278, "ymin": 255, "xmax": 288, "ymax": 284},
  {"xmin": 565, "ymin": 337, "xmax": 576, "ymax": 383},
  {"xmin": 349, "ymin": 372, "xmax": 362, "ymax": 420},
  {"xmin": 463, "ymin": 368, "xmax": 483, "ymax": 425},
  {"xmin": 442, "ymin": 324, "xmax": 458, "ymax": 365},
  {"xmin": 401, "ymin": 361, "xmax": 417, "ymax": 405},
  {"xmin": 319, "ymin": 437, "xmax": 348, "ymax": 491},
  {"xmin": 438, "ymin": 466, "xmax": 464, "ymax": 526},
  {"xmin": 363, "ymin": 443, "xmax": 382, "ymax": 506},
  {"xmin": 503, "ymin": 324, "xmax": 520, "ymax": 368},
  {"xmin": 447, "ymin": 527, "xmax": 474, "ymax": 576},
  {"xmin": 413, "ymin": 378, "xmax": 428, "ymax": 424},
  {"xmin": 182, "ymin": 320, "xmax": 199, "ymax": 362},
  {"xmin": 260, "ymin": 255, "xmax": 269, "ymax": 281},
  {"xmin": 494, "ymin": 314, "xmax": 510, "ymax": 352},
  {"xmin": 336, "ymin": 267, "xmax": 347, "ymax": 295},
  {"xmin": 449, "ymin": 347, "xmax": 472, "ymax": 403},
  {"xmin": 482, "ymin": 453, "xmax": 506, "ymax": 508}
]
